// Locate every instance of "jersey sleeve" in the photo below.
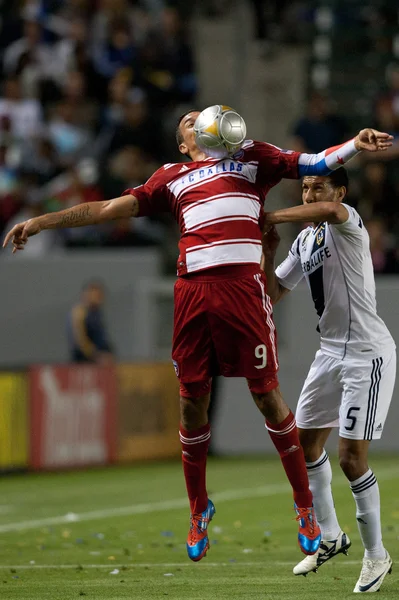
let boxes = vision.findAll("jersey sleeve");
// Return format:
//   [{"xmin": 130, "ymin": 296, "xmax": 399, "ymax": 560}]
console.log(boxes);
[
  {"xmin": 332, "ymin": 203, "xmax": 364, "ymax": 243},
  {"xmin": 297, "ymin": 138, "xmax": 359, "ymax": 176},
  {"xmin": 275, "ymin": 235, "xmax": 304, "ymax": 290},
  {"xmin": 122, "ymin": 167, "xmax": 170, "ymax": 217},
  {"xmin": 250, "ymin": 141, "xmax": 300, "ymax": 182}
]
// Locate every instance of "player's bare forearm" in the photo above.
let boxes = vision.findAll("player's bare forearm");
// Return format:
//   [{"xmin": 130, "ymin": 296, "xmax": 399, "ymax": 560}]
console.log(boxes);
[
  {"xmin": 39, "ymin": 195, "xmax": 139, "ymax": 230},
  {"xmin": 261, "ymin": 253, "xmax": 288, "ymax": 304},
  {"xmin": 3, "ymin": 194, "xmax": 139, "ymax": 252},
  {"xmin": 265, "ymin": 202, "xmax": 348, "ymax": 226},
  {"xmin": 261, "ymin": 226, "xmax": 289, "ymax": 304}
]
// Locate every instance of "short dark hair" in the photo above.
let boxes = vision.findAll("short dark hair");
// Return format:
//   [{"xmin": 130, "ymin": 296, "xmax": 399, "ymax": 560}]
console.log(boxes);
[
  {"xmin": 175, "ymin": 109, "xmax": 200, "ymax": 146},
  {"xmin": 82, "ymin": 280, "xmax": 105, "ymax": 292},
  {"xmin": 326, "ymin": 167, "xmax": 349, "ymax": 193}
]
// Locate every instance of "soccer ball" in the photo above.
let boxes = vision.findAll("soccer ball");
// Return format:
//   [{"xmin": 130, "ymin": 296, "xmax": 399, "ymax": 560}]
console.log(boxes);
[{"xmin": 194, "ymin": 105, "xmax": 247, "ymax": 159}]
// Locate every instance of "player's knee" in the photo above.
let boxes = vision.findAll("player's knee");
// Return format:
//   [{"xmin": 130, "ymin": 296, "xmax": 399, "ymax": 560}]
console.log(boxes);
[
  {"xmin": 339, "ymin": 452, "xmax": 367, "ymax": 481},
  {"xmin": 298, "ymin": 431, "xmax": 323, "ymax": 462},
  {"xmin": 179, "ymin": 380, "xmax": 211, "ymax": 429}
]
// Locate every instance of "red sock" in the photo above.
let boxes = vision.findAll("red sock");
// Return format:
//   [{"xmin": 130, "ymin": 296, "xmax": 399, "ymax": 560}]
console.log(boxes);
[
  {"xmin": 266, "ymin": 411, "xmax": 313, "ymax": 508},
  {"xmin": 179, "ymin": 423, "xmax": 210, "ymax": 515}
]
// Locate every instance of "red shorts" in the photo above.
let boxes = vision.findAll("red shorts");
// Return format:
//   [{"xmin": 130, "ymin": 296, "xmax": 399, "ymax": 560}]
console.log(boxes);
[{"xmin": 172, "ymin": 265, "xmax": 279, "ymax": 393}]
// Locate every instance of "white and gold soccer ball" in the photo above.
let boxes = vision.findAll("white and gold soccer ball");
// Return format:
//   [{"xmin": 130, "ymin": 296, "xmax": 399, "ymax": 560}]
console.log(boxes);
[{"xmin": 194, "ymin": 105, "xmax": 247, "ymax": 159}]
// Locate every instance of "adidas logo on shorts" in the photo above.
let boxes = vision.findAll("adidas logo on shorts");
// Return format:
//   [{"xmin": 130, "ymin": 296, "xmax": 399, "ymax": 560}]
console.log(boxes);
[{"xmin": 375, "ymin": 423, "xmax": 383, "ymax": 432}]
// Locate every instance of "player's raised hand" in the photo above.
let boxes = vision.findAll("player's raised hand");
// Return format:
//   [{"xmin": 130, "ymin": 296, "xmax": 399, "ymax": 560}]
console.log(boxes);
[
  {"xmin": 3, "ymin": 218, "xmax": 41, "ymax": 253},
  {"xmin": 262, "ymin": 224, "xmax": 281, "ymax": 256},
  {"xmin": 355, "ymin": 129, "xmax": 394, "ymax": 152}
]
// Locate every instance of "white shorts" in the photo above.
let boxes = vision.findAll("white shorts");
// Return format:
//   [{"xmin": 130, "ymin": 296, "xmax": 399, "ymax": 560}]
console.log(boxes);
[{"xmin": 296, "ymin": 348, "xmax": 396, "ymax": 440}]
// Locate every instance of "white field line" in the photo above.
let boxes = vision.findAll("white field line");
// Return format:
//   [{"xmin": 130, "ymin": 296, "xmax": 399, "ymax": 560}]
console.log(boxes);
[
  {"xmin": 0, "ymin": 466, "xmax": 395, "ymax": 535},
  {"xmin": 0, "ymin": 561, "xmax": 364, "ymax": 569},
  {"xmin": 0, "ymin": 483, "xmax": 288, "ymax": 534}
]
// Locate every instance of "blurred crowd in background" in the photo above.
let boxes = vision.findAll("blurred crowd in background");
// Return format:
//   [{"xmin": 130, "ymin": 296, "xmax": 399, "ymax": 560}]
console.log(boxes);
[
  {"xmin": 0, "ymin": 0, "xmax": 195, "ymax": 260},
  {"xmin": 0, "ymin": 1, "xmax": 399, "ymax": 273}
]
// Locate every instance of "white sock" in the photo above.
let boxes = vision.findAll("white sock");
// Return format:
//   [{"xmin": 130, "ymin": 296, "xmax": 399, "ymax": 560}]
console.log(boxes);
[
  {"xmin": 306, "ymin": 450, "xmax": 341, "ymax": 540},
  {"xmin": 350, "ymin": 469, "xmax": 386, "ymax": 560}
]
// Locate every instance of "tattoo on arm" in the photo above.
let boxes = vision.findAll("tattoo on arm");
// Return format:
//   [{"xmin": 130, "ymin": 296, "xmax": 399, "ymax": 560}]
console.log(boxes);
[
  {"xmin": 130, "ymin": 197, "xmax": 139, "ymax": 218},
  {"xmin": 59, "ymin": 205, "xmax": 92, "ymax": 227}
]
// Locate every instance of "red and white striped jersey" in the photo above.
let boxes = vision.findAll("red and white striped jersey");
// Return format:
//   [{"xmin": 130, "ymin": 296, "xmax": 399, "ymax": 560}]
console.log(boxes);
[{"xmin": 123, "ymin": 140, "xmax": 300, "ymax": 275}]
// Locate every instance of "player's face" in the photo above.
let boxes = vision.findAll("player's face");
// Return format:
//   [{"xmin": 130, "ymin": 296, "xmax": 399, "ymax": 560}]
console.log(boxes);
[
  {"xmin": 302, "ymin": 176, "xmax": 343, "ymax": 205},
  {"xmin": 85, "ymin": 286, "xmax": 104, "ymax": 307},
  {"xmin": 178, "ymin": 111, "xmax": 201, "ymax": 158}
]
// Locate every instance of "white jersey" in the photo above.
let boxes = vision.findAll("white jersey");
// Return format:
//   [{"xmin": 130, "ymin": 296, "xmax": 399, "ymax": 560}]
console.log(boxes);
[{"xmin": 275, "ymin": 203, "xmax": 395, "ymax": 359}]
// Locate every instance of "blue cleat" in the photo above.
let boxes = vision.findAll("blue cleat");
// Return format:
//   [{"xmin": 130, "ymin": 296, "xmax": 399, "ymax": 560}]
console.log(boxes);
[
  {"xmin": 186, "ymin": 499, "xmax": 216, "ymax": 562},
  {"xmin": 295, "ymin": 505, "xmax": 321, "ymax": 555}
]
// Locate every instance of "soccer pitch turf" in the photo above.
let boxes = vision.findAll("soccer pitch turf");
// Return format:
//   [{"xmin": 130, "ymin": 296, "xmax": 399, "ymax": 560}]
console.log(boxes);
[{"xmin": 0, "ymin": 456, "xmax": 397, "ymax": 599}]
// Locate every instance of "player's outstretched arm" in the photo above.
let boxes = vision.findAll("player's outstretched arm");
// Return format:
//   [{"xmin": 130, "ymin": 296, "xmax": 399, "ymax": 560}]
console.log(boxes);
[
  {"xmin": 264, "ymin": 202, "xmax": 349, "ymax": 226},
  {"xmin": 261, "ymin": 226, "xmax": 290, "ymax": 304},
  {"xmin": 298, "ymin": 128, "xmax": 394, "ymax": 177},
  {"xmin": 3, "ymin": 194, "xmax": 139, "ymax": 254}
]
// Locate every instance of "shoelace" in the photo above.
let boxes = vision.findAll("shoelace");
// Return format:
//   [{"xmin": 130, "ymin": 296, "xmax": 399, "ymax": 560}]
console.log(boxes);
[
  {"xmin": 189, "ymin": 513, "xmax": 210, "ymax": 541},
  {"xmin": 360, "ymin": 558, "xmax": 375, "ymax": 579},
  {"xmin": 295, "ymin": 508, "xmax": 315, "ymax": 536}
]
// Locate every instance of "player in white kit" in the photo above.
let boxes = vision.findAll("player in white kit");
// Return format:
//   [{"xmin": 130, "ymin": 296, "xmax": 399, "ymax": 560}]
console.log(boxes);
[{"xmin": 261, "ymin": 168, "xmax": 396, "ymax": 593}]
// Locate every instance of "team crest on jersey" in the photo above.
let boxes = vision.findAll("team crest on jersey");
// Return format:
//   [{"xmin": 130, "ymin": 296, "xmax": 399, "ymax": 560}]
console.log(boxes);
[
  {"xmin": 233, "ymin": 149, "xmax": 244, "ymax": 159},
  {"xmin": 316, "ymin": 225, "xmax": 325, "ymax": 246}
]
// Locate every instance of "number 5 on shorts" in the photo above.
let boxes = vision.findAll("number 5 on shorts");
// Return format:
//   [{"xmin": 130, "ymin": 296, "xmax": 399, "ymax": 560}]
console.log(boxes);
[
  {"xmin": 345, "ymin": 406, "xmax": 360, "ymax": 431},
  {"xmin": 255, "ymin": 344, "xmax": 267, "ymax": 369}
]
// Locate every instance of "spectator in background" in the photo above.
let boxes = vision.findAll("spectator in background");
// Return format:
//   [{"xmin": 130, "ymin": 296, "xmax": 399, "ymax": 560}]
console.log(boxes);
[
  {"xmin": 92, "ymin": 18, "xmax": 139, "ymax": 81},
  {"xmin": 249, "ymin": 0, "xmax": 288, "ymax": 55},
  {"xmin": 58, "ymin": 70, "xmax": 98, "ymax": 130},
  {"xmin": 374, "ymin": 63, "xmax": 399, "ymax": 138},
  {"xmin": 51, "ymin": 17, "xmax": 104, "ymax": 100},
  {"xmin": 139, "ymin": 6, "xmax": 197, "ymax": 108},
  {"xmin": 3, "ymin": 17, "xmax": 51, "ymax": 77},
  {"xmin": 366, "ymin": 218, "xmax": 399, "ymax": 274},
  {"xmin": 101, "ymin": 70, "xmax": 142, "ymax": 128},
  {"xmin": 356, "ymin": 162, "xmax": 397, "ymax": 223},
  {"xmin": 48, "ymin": 99, "xmax": 92, "ymax": 164},
  {"xmin": 105, "ymin": 96, "xmax": 163, "ymax": 161},
  {"xmin": 91, "ymin": 0, "xmax": 149, "ymax": 53},
  {"xmin": 0, "ymin": 77, "xmax": 43, "ymax": 140},
  {"xmin": 290, "ymin": 92, "xmax": 348, "ymax": 153},
  {"xmin": 20, "ymin": 134, "xmax": 61, "ymax": 185},
  {"xmin": 68, "ymin": 281, "xmax": 114, "ymax": 364}
]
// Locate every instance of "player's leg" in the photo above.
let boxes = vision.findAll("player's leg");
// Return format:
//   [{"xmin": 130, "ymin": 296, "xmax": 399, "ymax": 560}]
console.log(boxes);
[
  {"xmin": 249, "ymin": 382, "xmax": 320, "ymax": 555},
  {"xmin": 339, "ymin": 436, "xmax": 392, "ymax": 593},
  {"xmin": 179, "ymin": 386, "xmax": 211, "ymax": 515},
  {"xmin": 250, "ymin": 383, "xmax": 312, "ymax": 509},
  {"xmin": 179, "ymin": 385, "xmax": 216, "ymax": 561},
  {"xmin": 172, "ymin": 278, "xmax": 216, "ymax": 562},
  {"xmin": 293, "ymin": 427, "xmax": 351, "ymax": 575},
  {"xmin": 299, "ymin": 427, "xmax": 343, "ymax": 541},
  {"xmin": 339, "ymin": 350, "xmax": 396, "ymax": 592},
  {"xmin": 208, "ymin": 268, "xmax": 319, "ymax": 554},
  {"xmin": 292, "ymin": 351, "xmax": 352, "ymax": 573}
]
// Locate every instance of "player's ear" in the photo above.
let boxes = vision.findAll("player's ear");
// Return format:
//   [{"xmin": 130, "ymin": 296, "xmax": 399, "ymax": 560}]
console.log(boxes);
[
  {"xmin": 179, "ymin": 142, "xmax": 189, "ymax": 156},
  {"xmin": 338, "ymin": 185, "xmax": 346, "ymax": 202}
]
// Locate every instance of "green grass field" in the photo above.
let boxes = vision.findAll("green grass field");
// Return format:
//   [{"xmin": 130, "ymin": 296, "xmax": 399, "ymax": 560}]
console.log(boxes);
[{"xmin": 0, "ymin": 456, "xmax": 397, "ymax": 599}]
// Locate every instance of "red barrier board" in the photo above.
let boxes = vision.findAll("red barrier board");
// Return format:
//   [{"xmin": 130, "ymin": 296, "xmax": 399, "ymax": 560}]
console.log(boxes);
[{"xmin": 30, "ymin": 365, "xmax": 117, "ymax": 470}]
